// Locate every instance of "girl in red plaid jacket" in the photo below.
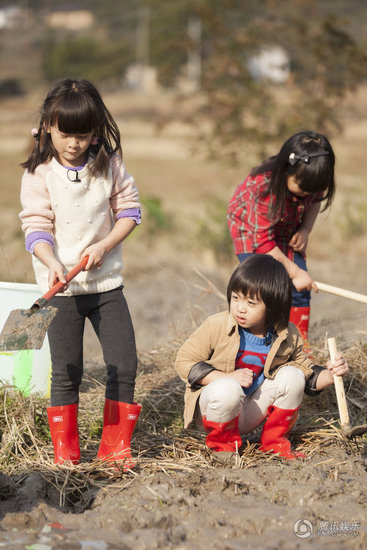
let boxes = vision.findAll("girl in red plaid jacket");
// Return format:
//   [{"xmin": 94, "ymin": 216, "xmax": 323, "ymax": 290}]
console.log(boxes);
[{"xmin": 227, "ymin": 131, "xmax": 335, "ymax": 343}]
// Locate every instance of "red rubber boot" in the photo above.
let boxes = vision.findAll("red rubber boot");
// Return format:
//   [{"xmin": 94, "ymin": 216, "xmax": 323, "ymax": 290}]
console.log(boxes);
[
  {"xmin": 47, "ymin": 404, "xmax": 80, "ymax": 465},
  {"xmin": 289, "ymin": 306, "xmax": 310, "ymax": 342},
  {"xmin": 202, "ymin": 415, "xmax": 242, "ymax": 452},
  {"xmin": 97, "ymin": 400, "xmax": 142, "ymax": 469},
  {"xmin": 259, "ymin": 405, "xmax": 305, "ymax": 459}
]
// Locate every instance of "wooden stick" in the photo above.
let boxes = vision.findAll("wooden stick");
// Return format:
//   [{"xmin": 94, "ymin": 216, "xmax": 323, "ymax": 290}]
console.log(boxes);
[
  {"xmin": 316, "ymin": 281, "xmax": 367, "ymax": 304},
  {"xmin": 327, "ymin": 337, "xmax": 351, "ymax": 429}
]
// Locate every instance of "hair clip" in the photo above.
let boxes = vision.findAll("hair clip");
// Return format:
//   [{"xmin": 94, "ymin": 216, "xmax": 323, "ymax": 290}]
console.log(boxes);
[
  {"xmin": 288, "ymin": 152, "xmax": 311, "ymax": 165},
  {"xmin": 31, "ymin": 127, "xmax": 40, "ymax": 140},
  {"xmin": 288, "ymin": 151, "xmax": 330, "ymax": 166},
  {"xmin": 288, "ymin": 152, "xmax": 300, "ymax": 166}
]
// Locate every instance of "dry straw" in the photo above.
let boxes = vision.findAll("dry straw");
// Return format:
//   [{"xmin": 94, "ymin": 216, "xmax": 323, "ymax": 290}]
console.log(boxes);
[{"xmin": 0, "ymin": 276, "xmax": 366, "ymax": 511}]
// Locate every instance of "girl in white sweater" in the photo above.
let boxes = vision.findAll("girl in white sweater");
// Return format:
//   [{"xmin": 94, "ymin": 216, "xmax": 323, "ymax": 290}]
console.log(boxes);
[{"xmin": 20, "ymin": 78, "xmax": 141, "ymax": 468}]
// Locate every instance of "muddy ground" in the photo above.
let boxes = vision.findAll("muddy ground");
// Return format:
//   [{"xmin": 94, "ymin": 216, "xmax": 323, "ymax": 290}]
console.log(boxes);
[
  {"xmin": 0, "ymin": 272, "xmax": 366, "ymax": 550},
  {"xmin": 0, "ymin": 418, "xmax": 366, "ymax": 550}
]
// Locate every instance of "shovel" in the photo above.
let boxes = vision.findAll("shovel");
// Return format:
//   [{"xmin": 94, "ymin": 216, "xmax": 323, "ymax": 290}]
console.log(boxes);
[
  {"xmin": 0, "ymin": 256, "xmax": 88, "ymax": 352},
  {"xmin": 328, "ymin": 337, "xmax": 367, "ymax": 439}
]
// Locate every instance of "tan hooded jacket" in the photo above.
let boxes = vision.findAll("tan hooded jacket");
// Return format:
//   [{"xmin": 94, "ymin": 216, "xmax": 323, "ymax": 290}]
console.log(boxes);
[{"xmin": 175, "ymin": 310, "xmax": 314, "ymax": 428}]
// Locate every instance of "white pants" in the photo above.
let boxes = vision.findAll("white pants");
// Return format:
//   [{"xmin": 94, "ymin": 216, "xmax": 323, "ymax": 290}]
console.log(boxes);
[{"xmin": 198, "ymin": 366, "xmax": 306, "ymax": 435}]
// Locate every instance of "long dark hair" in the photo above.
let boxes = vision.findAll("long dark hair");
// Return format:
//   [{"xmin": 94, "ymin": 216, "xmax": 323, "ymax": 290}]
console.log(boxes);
[
  {"xmin": 251, "ymin": 131, "xmax": 335, "ymax": 219},
  {"xmin": 21, "ymin": 78, "xmax": 122, "ymax": 176},
  {"xmin": 227, "ymin": 254, "xmax": 292, "ymax": 331}
]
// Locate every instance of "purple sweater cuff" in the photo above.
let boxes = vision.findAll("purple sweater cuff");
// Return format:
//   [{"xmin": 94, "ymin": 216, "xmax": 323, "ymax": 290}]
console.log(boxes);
[
  {"xmin": 25, "ymin": 232, "xmax": 54, "ymax": 253},
  {"xmin": 116, "ymin": 208, "xmax": 141, "ymax": 225}
]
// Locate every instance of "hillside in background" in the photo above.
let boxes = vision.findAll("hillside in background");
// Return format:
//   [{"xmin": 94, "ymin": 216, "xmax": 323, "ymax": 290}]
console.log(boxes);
[{"xmin": 1, "ymin": 0, "xmax": 366, "ymax": 90}]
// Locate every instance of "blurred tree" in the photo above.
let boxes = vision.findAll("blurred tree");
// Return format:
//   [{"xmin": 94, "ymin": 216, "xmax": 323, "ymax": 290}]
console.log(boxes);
[
  {"xmin": 147, "ymin": 0, "xmax": 367, "ymax": 161},
  {"xmin": 42, "ymin": 36, "xmax": 132, "ymax": 83},
  {"xmin": 31, "ymin": 0, "xmax": 366, "ymax": 160}
]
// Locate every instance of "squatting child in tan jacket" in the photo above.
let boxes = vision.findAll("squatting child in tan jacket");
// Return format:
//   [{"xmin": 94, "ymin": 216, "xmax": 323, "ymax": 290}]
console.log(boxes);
[{"xmin": 175, "ymin": 255, "xmax": 348, "ymax": 459}]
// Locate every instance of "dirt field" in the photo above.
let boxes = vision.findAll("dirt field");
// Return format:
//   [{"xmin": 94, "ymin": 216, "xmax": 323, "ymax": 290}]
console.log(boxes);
[
  {"xmin": 0, "ymin": 86, "xmax": 366, "ymax": 549},
  {"xmin": 0, "ymin": 442, "xmax": 366, "ymax": 549}
]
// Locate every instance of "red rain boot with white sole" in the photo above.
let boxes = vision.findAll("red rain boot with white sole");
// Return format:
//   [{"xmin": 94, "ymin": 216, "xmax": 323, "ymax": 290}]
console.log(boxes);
[
  {"xmin": 202, "ymin": 415, "xmax": 242, "ymax": 453},
  {"xmin": 47, "ymin": 404, "xmax": 80, "ymax": 465},
  {"xmin": 259, "ymin": 405, "xmax": 305, "ymax": 459},
  {"xmin": 97, "ymin": 399, "xmax": 141, "ymax": 470},
  {"xmin": 289, "ymin": 306, "xmax": 310, "ymax": 343}
]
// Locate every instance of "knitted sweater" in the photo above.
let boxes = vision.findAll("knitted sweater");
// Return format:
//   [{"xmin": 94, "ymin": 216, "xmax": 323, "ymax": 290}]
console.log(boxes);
[{"xmin": 19, "ymin": 154, "xmax": 140, "ymax": 295}]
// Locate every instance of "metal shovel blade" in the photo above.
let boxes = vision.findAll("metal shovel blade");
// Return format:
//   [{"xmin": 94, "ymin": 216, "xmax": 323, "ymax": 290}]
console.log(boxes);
[
  {"xmin": 0, "ymin": 257, "xmax": 88, "ymax": 352},
  {"xmin": 0, "ymin": 305, "xmax": 58, "ymax": 351}
]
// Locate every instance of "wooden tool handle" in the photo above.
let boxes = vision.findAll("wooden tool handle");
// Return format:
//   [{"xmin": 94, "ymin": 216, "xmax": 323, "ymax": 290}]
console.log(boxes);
[
  {"xmin": 34, "ymin": 256, "xmax": 89, "ymax": 307},
  {"xmin": 316, "ymin": 281, "xmax": 367, "ymax": 304},
  {"xmin": 328, "ymin": 337, "xmax": 350, "ymax": 427}
]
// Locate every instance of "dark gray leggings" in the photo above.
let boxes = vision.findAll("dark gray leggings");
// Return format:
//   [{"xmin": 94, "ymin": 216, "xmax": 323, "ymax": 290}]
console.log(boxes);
[{"xmin": 47, "ymin": 287, "xmax": 138, "ymax": 406}]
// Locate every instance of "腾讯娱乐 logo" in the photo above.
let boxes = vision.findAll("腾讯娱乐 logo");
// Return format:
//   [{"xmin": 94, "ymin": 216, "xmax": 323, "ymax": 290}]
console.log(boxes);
[{"xmin": 293, "ymin": 519, "xmax": 313, "ymax": 538}]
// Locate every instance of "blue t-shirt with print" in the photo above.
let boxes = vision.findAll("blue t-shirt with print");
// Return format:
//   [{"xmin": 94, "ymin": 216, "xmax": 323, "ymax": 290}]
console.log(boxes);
[{"xmin": 235, "ymin": 327, "xmax": 273, "ymax": 396}]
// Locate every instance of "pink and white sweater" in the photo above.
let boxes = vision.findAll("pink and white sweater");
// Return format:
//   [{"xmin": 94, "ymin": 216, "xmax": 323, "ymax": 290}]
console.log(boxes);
[{"xmin": 19, "ymin": 154, "xmax": 141, "ymax": 295}]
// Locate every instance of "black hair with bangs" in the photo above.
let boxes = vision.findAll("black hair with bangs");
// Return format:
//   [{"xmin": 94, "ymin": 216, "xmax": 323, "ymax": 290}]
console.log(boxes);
[
  {"xmin": 251, "ymin": 131, "xmax": 335, "ymax": 219},
  {"xmin": 22, "ymin": 78, "xmax": 121, "ymax": 176},
  {"xmin": 227, "ymin": 254, "xmax": 292, "ymax": 331}
]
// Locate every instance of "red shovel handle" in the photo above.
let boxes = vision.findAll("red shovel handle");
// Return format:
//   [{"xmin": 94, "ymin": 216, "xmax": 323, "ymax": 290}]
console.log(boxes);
[{"xmin": 33, "ymin": 256, "xmax": 89, "ymax": 308}]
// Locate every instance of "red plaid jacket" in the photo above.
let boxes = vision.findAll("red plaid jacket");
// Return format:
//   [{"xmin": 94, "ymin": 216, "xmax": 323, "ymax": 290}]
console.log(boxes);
[{"xmin": 227, "ymin": 171, "xmax": 321, "ymax": 257}]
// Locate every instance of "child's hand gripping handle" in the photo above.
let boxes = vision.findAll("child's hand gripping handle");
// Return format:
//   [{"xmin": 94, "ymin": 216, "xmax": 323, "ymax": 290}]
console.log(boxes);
[
  {"xmin": 33, "ymin": 256, "xmax": 89, "ymax": 309},
  {"xmin": 327, "ymin": 337, "xmax": 350, "ymax": 429}
]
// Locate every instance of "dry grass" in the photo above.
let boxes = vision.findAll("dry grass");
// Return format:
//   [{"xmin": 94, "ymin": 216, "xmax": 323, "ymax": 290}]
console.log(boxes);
[{"xmin": 0, "ymin": 328, "xmax": 366, "ymax": 512}]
